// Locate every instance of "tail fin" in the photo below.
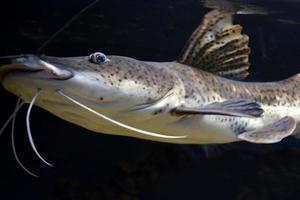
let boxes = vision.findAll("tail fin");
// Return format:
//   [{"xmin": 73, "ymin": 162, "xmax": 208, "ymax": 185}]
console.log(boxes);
[{"xmin": 177, "ymin": 10, "xmax": 250, "ymax": 79}]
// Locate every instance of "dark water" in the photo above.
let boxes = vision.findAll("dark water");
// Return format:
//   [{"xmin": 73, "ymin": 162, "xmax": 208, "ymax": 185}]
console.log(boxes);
[{"xmin": 1, "ymin": 0, "xmax": 300, "ymax": 199}]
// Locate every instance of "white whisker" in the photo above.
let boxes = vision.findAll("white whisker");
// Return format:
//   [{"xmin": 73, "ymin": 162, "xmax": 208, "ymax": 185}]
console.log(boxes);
[
  {"xmin": 26, "ymin": 91, "xmax": 53, "ymax": 167},
  {"xmin": 11, "ymin": 99, "xmax": 38, "ymax": 177},
  {"xmin": 0, "ymin": 101, "xmax": 25, "ymax": 136},
  {"xmin": 57, "ymin": 90, "xmax": 187, "ymax": 139}
]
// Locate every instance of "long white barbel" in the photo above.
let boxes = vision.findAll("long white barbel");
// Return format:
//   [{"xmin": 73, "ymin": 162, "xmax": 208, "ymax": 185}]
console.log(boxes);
[{"xmin": 58, "ymin": 90, "xmax": 187, "ymax": 139}]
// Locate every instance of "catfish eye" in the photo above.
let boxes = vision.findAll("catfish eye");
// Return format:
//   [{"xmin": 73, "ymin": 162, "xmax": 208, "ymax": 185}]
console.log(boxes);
[{"xmin": 89, "ymin": 52, "xmax": 109, "ymax": 64}]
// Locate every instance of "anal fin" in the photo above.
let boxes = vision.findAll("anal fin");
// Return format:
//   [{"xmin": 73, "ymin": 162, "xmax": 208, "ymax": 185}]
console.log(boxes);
[{"xmin": 238, "ymin": 116, "xmax": 297, "ymax": 144}]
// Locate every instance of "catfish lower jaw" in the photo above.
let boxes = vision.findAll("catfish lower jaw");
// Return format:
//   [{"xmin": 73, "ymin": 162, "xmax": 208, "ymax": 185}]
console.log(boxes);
[{"xmin": 0, "ymin": 66, "xmax": 41, "ymax": 82}]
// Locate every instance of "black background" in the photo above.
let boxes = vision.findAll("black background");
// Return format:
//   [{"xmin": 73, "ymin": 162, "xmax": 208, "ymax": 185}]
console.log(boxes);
[{"xmin": 1, "ymin": 0, "xmax": 300, "ymax": 199}]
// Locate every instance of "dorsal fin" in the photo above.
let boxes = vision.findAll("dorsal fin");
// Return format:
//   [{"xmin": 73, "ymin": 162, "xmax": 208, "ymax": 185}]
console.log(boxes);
[{"xmin": 177, "ymin": 10, "xmax": 250, "ymax": 79}]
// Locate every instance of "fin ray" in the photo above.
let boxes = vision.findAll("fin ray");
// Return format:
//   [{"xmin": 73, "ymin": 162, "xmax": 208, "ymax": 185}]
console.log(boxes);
[
  {"xmin": 178, "ymin": 10, "xmax": 250, "ymax": 79},
  {"xmin": 172, "ymin": 99, "xmax": 263, "ymax": 118}
]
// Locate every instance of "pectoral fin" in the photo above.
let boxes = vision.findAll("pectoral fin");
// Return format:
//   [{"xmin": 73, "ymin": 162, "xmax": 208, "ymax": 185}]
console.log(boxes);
[
  {"xmin": 172, "ymin": 99, "xmax": 263, "ymax": 117},
  {"xmin": 238, "ymin": 116, "xmax": 297, "ymax": 144}
]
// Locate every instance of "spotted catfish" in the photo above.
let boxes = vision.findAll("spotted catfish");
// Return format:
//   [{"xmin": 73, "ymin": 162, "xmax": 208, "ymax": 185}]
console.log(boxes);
[{"xmin": 0, "ymin": 10, "xmax": 299, "ymax": 146}]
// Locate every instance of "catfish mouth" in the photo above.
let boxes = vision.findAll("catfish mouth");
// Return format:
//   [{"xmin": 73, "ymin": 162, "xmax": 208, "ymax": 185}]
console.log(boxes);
[{"xmin": 0, "ymin": 54, "xmax": 73, "ymax": 82}]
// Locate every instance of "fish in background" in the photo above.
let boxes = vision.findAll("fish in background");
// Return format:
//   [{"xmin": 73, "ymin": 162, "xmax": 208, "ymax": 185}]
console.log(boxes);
[{"xmin": 202, "ymin": 0, "xmax": 270, "ymax": 15}]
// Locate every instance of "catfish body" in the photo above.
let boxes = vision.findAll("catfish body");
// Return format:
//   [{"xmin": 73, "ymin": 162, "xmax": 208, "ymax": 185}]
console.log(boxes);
[
  {"xmin": 147, "ymin": 61, "xmax": 300, "ymax": 143},
  {"xmin": 0, "ymin": 10, "xmax": 299, "ymax": 144}
]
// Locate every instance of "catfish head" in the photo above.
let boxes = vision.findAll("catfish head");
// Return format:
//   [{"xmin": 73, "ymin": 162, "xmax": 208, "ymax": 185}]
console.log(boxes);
[
  {"xmin": 0, "ymin": 53, "xmax": 173, "ymax": 107},
  {"xmin": 0, "ymin": 53, "xmax": 184, "ymax": 139}
]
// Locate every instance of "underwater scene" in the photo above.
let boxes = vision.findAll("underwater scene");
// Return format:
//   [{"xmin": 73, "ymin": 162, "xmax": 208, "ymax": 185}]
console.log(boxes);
[{"xmin": 1, "ymin": 0, "xmax": 300, "ymax": 199}]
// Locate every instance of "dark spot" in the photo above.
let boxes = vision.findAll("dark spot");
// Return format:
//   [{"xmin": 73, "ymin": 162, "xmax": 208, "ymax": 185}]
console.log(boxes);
[
  {"xmin": 153, "ymin": 109, "xmax": 163, "ymax": 115},
  {"xmin": 99, "ymin": 97, "xmax": 104, "ymax": 101}
]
